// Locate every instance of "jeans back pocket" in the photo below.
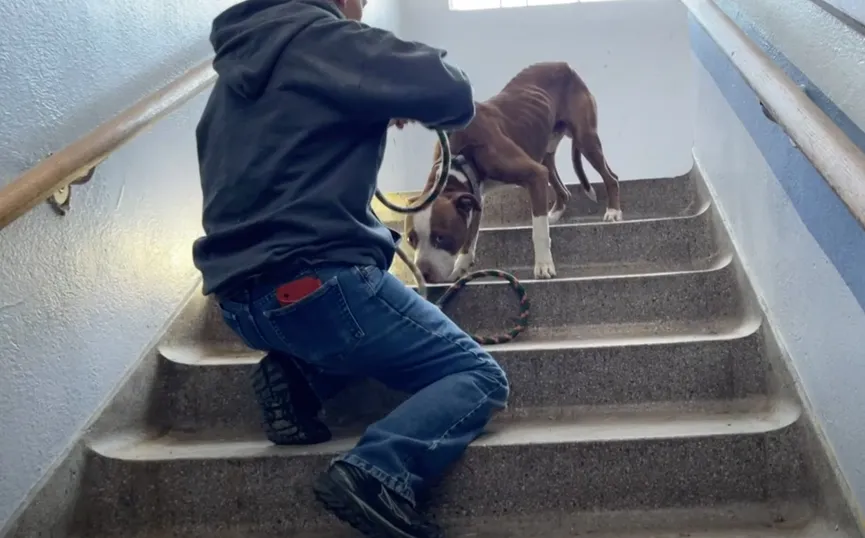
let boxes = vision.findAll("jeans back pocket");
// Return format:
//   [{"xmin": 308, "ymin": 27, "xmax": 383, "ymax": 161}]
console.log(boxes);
[{"xmin": 260, "ymin": 276, "xmax": 365, "ymax": 366}]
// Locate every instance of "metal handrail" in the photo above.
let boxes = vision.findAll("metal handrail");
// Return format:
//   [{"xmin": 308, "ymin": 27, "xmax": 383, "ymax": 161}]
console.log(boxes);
[
  {"xmin": 683, "ymin": 0, "xmax": 865, "ymax": 229},
  {"xmin": 0, "ymin": 58, "xmax": 216, "ymax": 230}
]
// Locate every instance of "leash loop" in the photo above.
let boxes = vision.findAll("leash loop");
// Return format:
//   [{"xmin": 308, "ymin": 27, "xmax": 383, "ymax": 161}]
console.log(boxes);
[
  {"xmin": 435, "ymin": 269, "xmax": 530, "ymax": 345},
  {"xmin": 374, "ymin": 128, "xmax": 530, "ymax": 345},
  {"xmin": 374, "ymin": 130, "xmax": 451, "ymax": 214}
]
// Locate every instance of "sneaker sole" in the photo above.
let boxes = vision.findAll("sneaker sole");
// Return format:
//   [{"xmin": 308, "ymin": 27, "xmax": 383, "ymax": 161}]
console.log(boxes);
[{"xmin": 312, "ymin": 473, "xmax": 419, "ymax": 538}]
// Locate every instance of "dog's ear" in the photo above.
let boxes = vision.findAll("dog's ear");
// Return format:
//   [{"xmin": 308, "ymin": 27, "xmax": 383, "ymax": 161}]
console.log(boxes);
[{"xmin": 454, "ymin": 193, "xmax": 481, "ymax": 219}]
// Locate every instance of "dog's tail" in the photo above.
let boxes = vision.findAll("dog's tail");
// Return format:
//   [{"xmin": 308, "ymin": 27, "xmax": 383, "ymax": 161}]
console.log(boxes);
[{"xmin": 571, "ymin": 142, "xmax": 597, "ymax": 203}]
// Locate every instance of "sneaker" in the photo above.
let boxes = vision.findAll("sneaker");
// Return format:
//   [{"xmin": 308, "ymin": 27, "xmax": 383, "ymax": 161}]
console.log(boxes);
[
  {"xmin": 313, "ymin": 462, "xmax": 442, "ymax": 538},
  {"xmin": 251, "ymin": 352, "xmax": 331, "ymax": 445}
]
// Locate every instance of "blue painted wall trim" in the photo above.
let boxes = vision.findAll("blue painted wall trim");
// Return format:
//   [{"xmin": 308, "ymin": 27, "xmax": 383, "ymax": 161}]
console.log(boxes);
[{"xmin": 689, "ymin": 15, "xmax": 865, "ymax": 311}]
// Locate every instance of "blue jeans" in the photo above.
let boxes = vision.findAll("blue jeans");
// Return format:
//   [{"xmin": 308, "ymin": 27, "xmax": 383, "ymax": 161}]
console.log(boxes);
[{"xmin": 218, "ymin": 264, "xmax": 510, "ymax": 505}]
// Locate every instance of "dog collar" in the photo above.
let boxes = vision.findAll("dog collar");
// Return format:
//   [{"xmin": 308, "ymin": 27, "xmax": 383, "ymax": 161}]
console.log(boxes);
[{"xmin": 451, "ymin": 155, "xmax": 482, "ymax": 198}]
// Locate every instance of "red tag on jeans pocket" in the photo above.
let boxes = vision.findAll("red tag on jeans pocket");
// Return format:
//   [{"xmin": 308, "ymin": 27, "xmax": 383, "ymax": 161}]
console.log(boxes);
[{"xmin": 276, "ymin": 277, "xmax": 322, "ymax": 306}]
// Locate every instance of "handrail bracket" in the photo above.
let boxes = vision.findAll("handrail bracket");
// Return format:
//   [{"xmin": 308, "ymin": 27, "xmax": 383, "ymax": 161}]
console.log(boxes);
[{"xmin": 45, "ymin": 156, "xmax": 97, "ymax": 216}]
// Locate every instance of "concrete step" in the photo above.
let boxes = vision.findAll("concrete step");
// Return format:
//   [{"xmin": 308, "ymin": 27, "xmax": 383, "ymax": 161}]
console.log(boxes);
[
  {"xmin": 81, "ymin": 399, "xmax": 807, "ymax": 536},
  {"xmin": 378, "ymin": 174, "xmax": 702, "ymax": 229},
  {"xmin": 88, "ymin": 513, "xmax": 849, "ymax": 538},
  {"xmin": 71, "ymin": 505, "xmax": 848, "ymax": 538},
  {"xmin": 155, "ymin": 315, "xmax": 767, "ymax": 434},
  {"xmin": 424, "ymin": 255, "xmax": 740, "ymax": 341},
  {"xmin": 167, "ymin": 254, "xmax": 741, "ymax": 349},
  {"xmin": 389, "ymin": 202, "xmax": 719, "ymax": 284}
]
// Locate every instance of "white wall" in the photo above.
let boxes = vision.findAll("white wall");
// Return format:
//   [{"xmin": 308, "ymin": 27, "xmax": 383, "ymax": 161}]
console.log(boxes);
[
  {"xmin": 0, "ymin": 0, "xmax": 237, "ymax": 531},
  {"xmin": 690, "ymin": 13, "xmax": 865, "ymax": 515},
  {"xmin": 379, "ymin": 0, "xmax": 696, "ymax": 192},
  {"xmin": 362, "ymin": 0, "xmax": 407, "ymax": 193},
  {"xmin": 0, "ymin": 0, "xmax": 405, "ymax": 533}
]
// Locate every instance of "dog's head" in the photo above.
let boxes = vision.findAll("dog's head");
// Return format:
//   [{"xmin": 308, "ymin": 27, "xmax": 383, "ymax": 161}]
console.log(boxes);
[
  {"xmin": 404, "ymin": 150, "xmax": 481, "ymax": 283},
  {"xmin": 404, "ymin": 191, "xmax": 480, "ymax": 283}
]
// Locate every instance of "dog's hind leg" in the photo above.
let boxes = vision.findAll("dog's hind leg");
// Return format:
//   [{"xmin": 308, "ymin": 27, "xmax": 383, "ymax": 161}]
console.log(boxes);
[
  {"xmin": 569, "ymin": 93, "xmax": 621, "ymax": 222},
  {"xmin": 541, "ymin": 152, "xmax": 570, "ymax": 224},
  {"xmin": 477, "ymin": 142, "xmax": 556, "ymax": 279},
  {"xmin": 580, "ymin": 131, "xmax": 622, "ymax": 222},
  {"xmin": 568, "ymin": 144, "xmax": 598, "ymax": 204}
]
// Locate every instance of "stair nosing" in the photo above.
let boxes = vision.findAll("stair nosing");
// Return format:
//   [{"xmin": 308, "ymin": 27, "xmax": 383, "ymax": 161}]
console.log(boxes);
[
  {"xmin": 477, "ymin": 197, "xmax": 712, "ymax": 233},
  {"xmin": 416, "ymin": 251, "xmax": 734, "ymax": 291},
  {"xmin": 159, "ymin": 313, "xmax": 762, "ymax": 367},
  {"xmin": 380, "ymin": 174, "xmax": 694, "ymax": 199},
  {"xmin": 88, "ymin": 397, "xmax": 801, "ymax": 462}
]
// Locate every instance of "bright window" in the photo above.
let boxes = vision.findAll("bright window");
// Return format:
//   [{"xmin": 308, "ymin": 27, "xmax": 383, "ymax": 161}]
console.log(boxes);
[{"xmin": 449, "ymin": 0, "xmax": 588, "ymax": 11}]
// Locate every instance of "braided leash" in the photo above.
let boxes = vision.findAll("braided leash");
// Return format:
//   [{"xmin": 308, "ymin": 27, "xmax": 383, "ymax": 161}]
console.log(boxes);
[
  {"xmin": 374, "ymin": 128, "xmax": 450, "ymax": 214},
  {"xmin": 376, "ymin": 128, "xmax": 530, "ymax": 345},
  {"xmin": 434, "ymin": 269, "xmax": 530, "ymax": 345}
]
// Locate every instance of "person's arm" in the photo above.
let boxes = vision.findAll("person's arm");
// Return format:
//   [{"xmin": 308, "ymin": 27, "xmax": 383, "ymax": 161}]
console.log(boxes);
[{"xmin": 290, "ymin": 17, "xmax": 475, "ymax": 130}]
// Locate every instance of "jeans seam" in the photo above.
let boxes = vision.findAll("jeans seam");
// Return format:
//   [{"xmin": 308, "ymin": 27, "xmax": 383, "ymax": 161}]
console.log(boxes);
[
  {"xmin": 335, "ymin": 454, "xmax": 417, "ymax": 505},
  {"xmin": 242, "ymin": 309, "xmax": 271, "ymax": 350},
  {"xmin": 372, "ymin": 286, "xmax": 489, "ymax": 362},
  {"xmin": 355, "ymin": 265, "xmax": 382, "ymax": 297},
  {"xmin": 428, "ymin": 382, "xmax": 507, "ymax": 452}
]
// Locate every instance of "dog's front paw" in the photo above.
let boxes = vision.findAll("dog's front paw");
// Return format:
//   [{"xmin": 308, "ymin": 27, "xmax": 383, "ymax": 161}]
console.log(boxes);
[
  {"xmin": 533, "ymin": 258, "xmax": 557, "ymax": 279},
  {"xmin": 603, "ymin": 208, "xmax": 623, "ymax": 222},
  {"xmin": 449, "ymin": 253, "xmax": 475, "ymax": 281}
]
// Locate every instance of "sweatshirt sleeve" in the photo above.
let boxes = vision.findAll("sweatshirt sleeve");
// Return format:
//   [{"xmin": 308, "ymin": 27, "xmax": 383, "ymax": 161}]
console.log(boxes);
[{"xmin": 289, "ymin": 17, "xmax": 475, "ymax": 130}]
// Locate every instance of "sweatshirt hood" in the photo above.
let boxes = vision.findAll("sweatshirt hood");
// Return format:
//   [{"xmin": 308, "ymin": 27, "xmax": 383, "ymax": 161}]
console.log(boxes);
[{"xmin": 209, "ymin": 0, "xmax": 343, "ymax": 100}]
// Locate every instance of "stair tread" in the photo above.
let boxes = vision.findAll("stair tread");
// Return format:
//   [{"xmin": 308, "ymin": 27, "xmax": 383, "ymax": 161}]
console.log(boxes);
[
  {"xmin": 442, "ymin": 519, "xmax": 843, "ymax": 538},
  {"xmin": 101, "ymin": 514, "xmax": 847, "ymax": 538},
  {"xmin": 418, "ymin": 252, "xmax": 732, "ymax": 289},
  {"xmin": 477, "ymin": 202, "xmax": 710, "ymax": 232},
  {"xmin": 160, "ymin": 315, "xmax": 761, "ymax": 365},
  {"xmin": 377, "ymin": 176, "xmax": 702, "ymax": 229},
  {"xmin": 439, "ymin": 256, "xmax": 723, "ymax": 281},
  {"xmin": 87, "ymin": 500, "xmax": 847, "ymax": 538},
  {"xmin": 90, "ymin": 397, "xmax": 799, "ymax": 461}
]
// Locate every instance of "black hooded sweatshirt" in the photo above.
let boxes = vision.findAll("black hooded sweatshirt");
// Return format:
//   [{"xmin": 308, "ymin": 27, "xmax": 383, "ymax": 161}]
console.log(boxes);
[{"xmin": 192, "ymin": 0, "xmax": 475, "ymax": 297}]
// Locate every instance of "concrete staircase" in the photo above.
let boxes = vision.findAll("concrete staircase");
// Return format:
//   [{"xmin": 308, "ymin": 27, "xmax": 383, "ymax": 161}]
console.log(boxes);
[{"xmin": 49, "ymin": 170, "xmax": 860, "ymax": 537}]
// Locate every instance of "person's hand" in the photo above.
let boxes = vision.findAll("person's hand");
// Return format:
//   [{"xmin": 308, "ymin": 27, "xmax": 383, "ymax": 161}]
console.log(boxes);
[{"xmin": 389, "ymin": 118, "xmax": 412, "ymax": 129}]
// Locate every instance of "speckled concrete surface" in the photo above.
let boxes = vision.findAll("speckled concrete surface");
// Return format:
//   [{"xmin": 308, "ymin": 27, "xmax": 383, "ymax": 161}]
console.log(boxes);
[
  {"xmin": 389, "ymin": 201, "xmax": 719, "ymax": 283},
  {"xmin": 69, "ymin": 508, "xmax": 845, "ymax": 538},
  {"xmin": 5, "ymin": 168, "xmax": 863, "ymax": 538},
  {"xmin": 378, "ymin": 174, "xmax": 702, "ymax": 230},
  {"xmin": 77, "ymin": 400, "xmax": 808, "ymax": 535},
  {"xmin": 177, "ymin": 255, "xmax": 743, "ymax": 347},
  {"xmin": 427, "ymin": 259, "xmax": 741, "ymax": 337},
  {"xmin": 155, "ymin": 315, "xmax": 767, "ymax": 434}
]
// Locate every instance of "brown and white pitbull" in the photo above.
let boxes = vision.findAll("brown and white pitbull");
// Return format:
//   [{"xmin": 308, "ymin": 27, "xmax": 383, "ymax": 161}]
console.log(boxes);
[{"xmin": 404, "ymin": 61, "xmax": 622, "ymax": 283}]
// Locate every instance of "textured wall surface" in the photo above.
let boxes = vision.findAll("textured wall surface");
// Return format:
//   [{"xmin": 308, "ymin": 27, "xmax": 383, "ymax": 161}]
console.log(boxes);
[
  {"xmin": 715, "ymin": 0, "xmax": 865, "ymax": 133},
  {"xmin": 810, "ymin": 0, "xmax": 865, "ymax": 30},
  {"xmin": 0, "ymin": 0, "xmax": 233, "ymax": 529},
  {"xmin": 0, "ymin": 0, "xmax": 402, "ymax": 531},
  {"xmin": 691, "ymin": 15, "xmax": 865, "ymax": 516},
  {"xmin": 383, "ymin": 0, "xmax": 695, "ymax": 192}
]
